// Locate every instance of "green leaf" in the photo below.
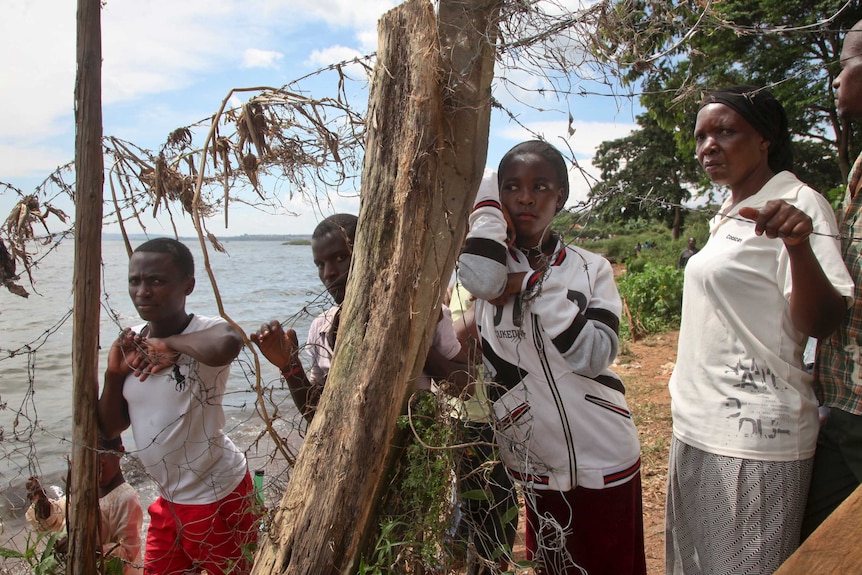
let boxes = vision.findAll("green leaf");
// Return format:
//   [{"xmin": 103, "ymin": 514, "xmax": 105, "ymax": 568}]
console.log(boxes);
[
  {"xmin": 0, "ymin": 546, "xmax": 27, "ymax": 559},
  {"xmin": 459, "ymin": 488, "xmax": 490, "ymax": 501}
]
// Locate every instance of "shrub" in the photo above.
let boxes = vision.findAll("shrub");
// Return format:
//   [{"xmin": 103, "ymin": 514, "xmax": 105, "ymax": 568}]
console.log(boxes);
[
  {"xmin": 360, "ymin": 392, "xmax": 458, "ymax": 573},
  {"xmin": 625, "ymin": 256, "xmax": 646, "ymax": 274},
  {"xmin": 0, "ymin": 532, "xmax": 65, "ymax": 575},
  {"xmin": 618, "ymin": 263, "xmax": 684, "ymax": 339},
  {"xmin": 599, "ymin": 237, "xmax": 630, "ymax": 262}
]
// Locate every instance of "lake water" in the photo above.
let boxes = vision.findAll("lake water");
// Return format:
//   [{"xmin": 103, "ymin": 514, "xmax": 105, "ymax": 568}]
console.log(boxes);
[{"xmin": 0, "ymin": 239, "xmax": 328, "ymax": 545}]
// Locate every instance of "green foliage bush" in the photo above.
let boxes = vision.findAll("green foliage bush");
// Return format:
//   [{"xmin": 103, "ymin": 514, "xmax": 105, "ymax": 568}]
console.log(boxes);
[
  {"xmin": 625, "ymin": 256, "xmax": 646, "ymax": 274},
  {"xmin": 599, "ymin": 237, "xmax": 630, "ymax": 261},
  {"xmin": 360, "ymin": 392, "xmax": 457, "ymax": 573},
  {"xmin": 0, "ymin": 532, "xmax": 64, "ymax": 575},
  {"xmin": 0, "ymin": 531, "xmax": 127, "ymax": 575},
  {"xmin": 618, "ymin": 263, "xmax": 684, "ymax": 338}
]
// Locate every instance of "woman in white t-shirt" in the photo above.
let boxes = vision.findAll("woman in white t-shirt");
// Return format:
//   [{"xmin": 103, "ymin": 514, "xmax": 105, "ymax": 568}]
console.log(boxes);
[{"xmin": 666, "ymin": 86, "xmax": 854, "ymax": 574}]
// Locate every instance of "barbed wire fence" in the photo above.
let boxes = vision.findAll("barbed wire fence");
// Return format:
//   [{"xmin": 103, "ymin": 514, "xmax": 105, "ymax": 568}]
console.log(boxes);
[{"xmin": 0, "ymin": 0, "xmax": 856, "ymax": 572}]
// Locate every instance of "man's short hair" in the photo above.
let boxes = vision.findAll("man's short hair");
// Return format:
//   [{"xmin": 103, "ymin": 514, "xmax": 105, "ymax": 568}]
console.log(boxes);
[
  {"xmin": 312, "ymin": 214, "xmax": 358, "ymax": 244},
  {"xmin": 133, "ymin": 238, "xmax": 195, "ymax": 278}
]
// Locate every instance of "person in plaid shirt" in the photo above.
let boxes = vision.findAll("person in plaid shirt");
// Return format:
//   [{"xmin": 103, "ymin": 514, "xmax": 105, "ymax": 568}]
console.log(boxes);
[{"xmin": 802, "ymin": 19, "xmax": 862, "ymax": 539}]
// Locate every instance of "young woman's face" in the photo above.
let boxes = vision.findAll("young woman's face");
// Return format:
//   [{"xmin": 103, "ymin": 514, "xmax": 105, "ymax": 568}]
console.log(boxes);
[
  {"xmin": 694, "ymin": 103, "xmax": 770, "ymax": 191},
  {"xmin": 499, "ymin": 153, "xmax": 565, "ymax": 249}
]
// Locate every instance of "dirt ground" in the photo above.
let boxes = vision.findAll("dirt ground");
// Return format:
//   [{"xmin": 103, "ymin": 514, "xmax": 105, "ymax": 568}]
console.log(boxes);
[
  {"xmin": 616, "ymin": 329, "xmax": 678, "ymax": 574},
  {"xmin": 504, "ymin": 330, "xmax": 678, "ymax": 575}
]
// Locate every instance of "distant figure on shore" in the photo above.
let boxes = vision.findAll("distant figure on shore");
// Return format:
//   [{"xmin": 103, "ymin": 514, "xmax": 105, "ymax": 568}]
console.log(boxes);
[
  {"xmin": 678, "ymin": 237, "xmax": 699, "ymax": 269},
  {"xmin": 26, "ymin": 435, "xmax": 143, "ymax": 575},
  {"xmin": 98, "ymin": 238, "xmax": 259, "ymax": 575},
  {"xmin": 250, "ymin": 213, "xmax": 470, "ymax": 423}
]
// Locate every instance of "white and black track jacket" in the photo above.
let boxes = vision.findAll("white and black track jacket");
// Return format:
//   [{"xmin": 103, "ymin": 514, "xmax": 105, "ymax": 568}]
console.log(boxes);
[{"xmin": 459, "ymin": 171, "xmax": 641, "ymax": 491}]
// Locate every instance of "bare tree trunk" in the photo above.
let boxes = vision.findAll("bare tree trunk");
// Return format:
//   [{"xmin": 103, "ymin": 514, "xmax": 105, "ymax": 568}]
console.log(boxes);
[
  {"xmin": 68, "ymin": 0, "xmax": 103, "ymax": 573},
  {"xmin": 251, "ymin": 0, "xmax": 499, "ymax": 573}
]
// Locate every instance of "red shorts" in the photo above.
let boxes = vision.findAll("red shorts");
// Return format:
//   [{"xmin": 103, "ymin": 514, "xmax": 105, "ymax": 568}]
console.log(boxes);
[
  {"xmin": 144, "ymin": 473, "xmax": 260, "ymax": 575},
  {"xmin": 524, "ymin": 473, "xmax": 646, "ymax": 575}
]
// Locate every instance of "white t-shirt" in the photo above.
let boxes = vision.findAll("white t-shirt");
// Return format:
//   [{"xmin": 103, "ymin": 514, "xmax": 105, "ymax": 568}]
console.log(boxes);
[
  {"xmin": 670, "ymin": 171, "xmax": 854, "ymax": 461},
  {"xmin": 123, "ymin": 315, "xmax": 248, "ymax": 504},
  {"xmin": 306, "ymin": 306, "xmax": 338, "ymax": 387},
  {"xmin": 416, "ymin": 305, "xmax": 463, "ymax": 391}
]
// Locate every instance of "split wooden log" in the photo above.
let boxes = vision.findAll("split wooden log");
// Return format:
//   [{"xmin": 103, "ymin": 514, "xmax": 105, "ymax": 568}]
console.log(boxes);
[{"xmin": 250, "ymin": 0, "xmax": 500, "ymax": 573}]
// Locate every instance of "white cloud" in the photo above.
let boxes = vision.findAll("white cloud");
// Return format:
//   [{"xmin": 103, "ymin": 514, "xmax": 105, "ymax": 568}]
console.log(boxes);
[
  {"xmin": 0, "ymin": 144, "xmax": 71, "ymax": 181},
  {"xmin": 254, "ymin": 0, "xmax": 398, "ymax": 55},
  {"xmin": 307, "ymin": 45, "xmax": 362, "ymax": 67},
  {"xmin": 283, "ymin": 187, "xmax": 361, "ymax": 221},
  {"xmin": 0, "ymin": 1, "xmax": 318, "ymax": 184},
  {"xmin": 99, "ymin": 1, "xmax": 255, "ymax": 104},
  {"xmin": 243, "ymin": 49, "xmax": 284, "ymax": 69},
  {"xmin": 0, "ymin": 1, "xmax": 76, "ymax": 141},
  {"xmin": 306, "ymin": 45, "xmax": 369, "ymax": 78},
  {"xmin": 265, "ymin": 0, "xmax": 398, "ymax": 30},
  {"xmin": 2, "ymin": 0, "xmax": 379, "ymax": 143},
  {"xmin": 0, "ymin": 0, "xmax": 397, "ymax": 138},
  {"xmin": 498, "ymin": 119, "xmax": 636, "ymax": 158},
  {"xmin": 356, "ymin": 28, "xmax": 381, "ymax": 55},
  {"xmin": 490, "ymin": 118, "xmax": 636, "ymax": 209},
  {"xmin": 568, "ymin": 157, "xmax": 601, "ymax": 206}
]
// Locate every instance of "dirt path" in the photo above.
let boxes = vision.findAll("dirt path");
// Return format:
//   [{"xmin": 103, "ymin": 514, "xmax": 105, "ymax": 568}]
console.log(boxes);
[{"xmin": 617, "ymin": 330, "xmax": 678, "ymax": 574}]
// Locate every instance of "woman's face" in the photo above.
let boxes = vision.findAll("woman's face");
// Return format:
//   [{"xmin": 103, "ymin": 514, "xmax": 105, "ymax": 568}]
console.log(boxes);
[
  {"xmin": 694, "ymin": 103, "xmax": 771, "ymax": 191},
  {"xmin": 499, "ymin": 153, "xmax": 564, "ymax": 249}
]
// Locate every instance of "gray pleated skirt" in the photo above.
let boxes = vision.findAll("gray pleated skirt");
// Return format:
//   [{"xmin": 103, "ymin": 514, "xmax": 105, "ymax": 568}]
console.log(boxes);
[{"xmin": 665, "ymin": 437, "xmax": 812, "ymax": 575}]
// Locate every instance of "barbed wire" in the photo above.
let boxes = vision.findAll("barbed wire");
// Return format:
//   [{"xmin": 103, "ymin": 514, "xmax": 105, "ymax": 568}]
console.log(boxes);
[
  {"xmin": 627, "ymin": 190, "xmax": 858, "ymax": 242},
  {"xmin": 2, "ymin": 1, "xmax": 858, "ymax": 570}
]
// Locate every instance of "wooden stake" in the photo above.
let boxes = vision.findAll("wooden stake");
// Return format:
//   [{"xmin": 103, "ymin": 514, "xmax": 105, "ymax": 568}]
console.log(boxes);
[{"xmin": 68, "ymin": 0, "xmax": 103, "ymax": 573}]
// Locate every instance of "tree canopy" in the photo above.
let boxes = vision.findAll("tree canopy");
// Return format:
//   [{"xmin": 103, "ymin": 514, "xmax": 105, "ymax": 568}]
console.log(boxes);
[
  {"xmin": 590, "ymin": 112, "xmax": 700, "ymax": 238},
  {"xmin": 589, "ymin": 0, "xmax": 862, "ymax": 229}
]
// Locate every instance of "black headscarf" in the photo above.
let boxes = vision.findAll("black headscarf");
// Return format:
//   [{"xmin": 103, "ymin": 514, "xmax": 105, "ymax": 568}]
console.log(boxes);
[{"xmin": 699, "ymin": 85, "xmax": 794, "ymax": 174}]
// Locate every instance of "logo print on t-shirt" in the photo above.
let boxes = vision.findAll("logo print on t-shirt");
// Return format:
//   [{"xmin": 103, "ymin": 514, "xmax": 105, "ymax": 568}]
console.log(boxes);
[{"xmin": 173, "ymin": 363, "xmax": 186, "ymax": 392}]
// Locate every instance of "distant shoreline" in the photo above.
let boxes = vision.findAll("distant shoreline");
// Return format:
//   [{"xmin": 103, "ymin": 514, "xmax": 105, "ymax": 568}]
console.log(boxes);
[{"xmin": 102, "ymin": 233, "xmax": 312, "ymax": 243}]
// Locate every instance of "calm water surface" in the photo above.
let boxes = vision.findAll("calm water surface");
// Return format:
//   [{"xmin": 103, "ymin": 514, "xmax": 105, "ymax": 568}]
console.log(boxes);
[{"xmin": 0, "ymin": 239, "xmax": 326, "ymax": 542}]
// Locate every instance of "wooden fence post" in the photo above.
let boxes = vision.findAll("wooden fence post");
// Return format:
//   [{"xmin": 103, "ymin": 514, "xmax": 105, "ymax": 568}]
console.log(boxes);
[{"xmin": 68, "ymin": 0, "xmax": 103, "ymax": 573}]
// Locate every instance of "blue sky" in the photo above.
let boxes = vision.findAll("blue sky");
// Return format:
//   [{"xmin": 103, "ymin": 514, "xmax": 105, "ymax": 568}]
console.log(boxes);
[{"xmin": 0, "ymin": 0, "xmax": 640, "ymax": 237}]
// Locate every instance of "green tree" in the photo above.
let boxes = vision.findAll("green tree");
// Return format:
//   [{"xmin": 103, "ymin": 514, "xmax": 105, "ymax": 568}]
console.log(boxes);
[
  {"xmin": 599, "ymin": 0, "xmax": 862, "ymax": 186},
  {"xmin": 590, "ymin": 112, "xmax": 701, "ymax": 239}
]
